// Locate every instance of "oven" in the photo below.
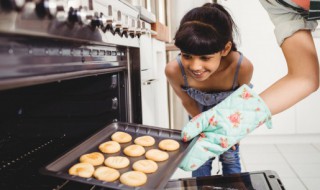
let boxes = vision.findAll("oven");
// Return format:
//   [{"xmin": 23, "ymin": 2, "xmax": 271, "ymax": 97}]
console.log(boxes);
[{"xmin": 0, "ymin": 0, "xmax": 147, "ymax": 189}]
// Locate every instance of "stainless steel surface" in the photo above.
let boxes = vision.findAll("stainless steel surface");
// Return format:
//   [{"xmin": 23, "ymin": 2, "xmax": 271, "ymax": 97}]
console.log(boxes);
[
  {"xmin": 0, "ymin": 35, "xmax": 128, "ymax": 90},
  {"xmin": 0, "ymin": 0, "xmax": 152, "ymax": 46}
]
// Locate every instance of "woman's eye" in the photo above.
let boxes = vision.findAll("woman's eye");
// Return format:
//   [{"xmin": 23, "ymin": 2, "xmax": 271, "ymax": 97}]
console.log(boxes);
[
  {"xmin": 200, "ymin": 57, "xmax": 210, "ymax": 61},
  {"xmin": 182, "ymin": 54, "xmax": 192, "ymax": 59}
]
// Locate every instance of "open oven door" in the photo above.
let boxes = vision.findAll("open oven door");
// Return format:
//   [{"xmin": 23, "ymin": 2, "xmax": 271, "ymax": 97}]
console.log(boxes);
[{"xmin": 165, "ymin": 170, "xmax": 285, "ymax": 190}]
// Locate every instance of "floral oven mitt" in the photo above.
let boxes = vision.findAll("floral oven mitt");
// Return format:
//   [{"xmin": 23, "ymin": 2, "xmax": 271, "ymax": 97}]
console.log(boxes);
[{"xmin": 179, "ymin": 85, "xmax": 272, "ymax": 171}]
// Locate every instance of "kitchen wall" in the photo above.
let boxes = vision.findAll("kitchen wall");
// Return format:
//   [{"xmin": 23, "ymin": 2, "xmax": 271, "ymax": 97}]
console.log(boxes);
[{"xmin": 166, "ymin": 0, "xmax": 320, "ymax": 143}]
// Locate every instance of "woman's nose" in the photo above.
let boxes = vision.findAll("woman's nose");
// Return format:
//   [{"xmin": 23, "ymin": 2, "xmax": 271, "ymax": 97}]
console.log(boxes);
[{"xmin": 189, "ymin": 59, "xmax": 203, "ymax": 71}]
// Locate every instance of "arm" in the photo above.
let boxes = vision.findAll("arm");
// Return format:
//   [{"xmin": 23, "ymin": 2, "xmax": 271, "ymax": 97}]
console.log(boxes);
[
  {"xmin": 165, "ymin": 60, "xmax": 201, "ymax": 117},
  {"xmin": 260, "ymin": 30, "xmax": 319, "ymax": 115}
]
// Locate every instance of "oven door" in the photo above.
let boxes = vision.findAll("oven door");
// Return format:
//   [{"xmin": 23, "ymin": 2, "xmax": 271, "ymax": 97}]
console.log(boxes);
[{"xmin": 165, "ymin": 170, "xmax": 285, "ymax": 190}]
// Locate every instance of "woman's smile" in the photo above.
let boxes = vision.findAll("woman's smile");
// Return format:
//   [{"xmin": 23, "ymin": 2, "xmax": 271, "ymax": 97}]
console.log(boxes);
[{"xmin": 189, "ymin": 69, "xmax": 208, "ymax": 80}]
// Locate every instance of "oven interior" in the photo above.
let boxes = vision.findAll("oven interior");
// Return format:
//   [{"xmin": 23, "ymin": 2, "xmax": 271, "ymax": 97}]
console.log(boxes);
[{"xmin": 0, "ymin": 72, "xmax": 131, "ymax": 189}]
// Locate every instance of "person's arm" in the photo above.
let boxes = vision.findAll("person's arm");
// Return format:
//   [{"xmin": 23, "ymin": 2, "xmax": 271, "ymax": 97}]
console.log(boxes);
[
  {"xmin": 165, "ymin": 60, "xmax": 201, "ymax": 117},
  {"xmin": 260, "ymin": 30, "xmax": 319, "ymax": 115}
]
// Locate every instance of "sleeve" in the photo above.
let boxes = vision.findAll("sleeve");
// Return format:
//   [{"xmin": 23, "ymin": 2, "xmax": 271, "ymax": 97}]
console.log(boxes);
[{"xmin": 258, "ymin": 0, "xmax": 318, "ymax": 46}]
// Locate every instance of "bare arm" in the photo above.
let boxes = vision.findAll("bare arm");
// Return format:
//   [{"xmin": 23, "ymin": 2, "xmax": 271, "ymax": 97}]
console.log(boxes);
[{"xmin": 260, "ymin": 30, "xmax": 319, "ymax": 115}]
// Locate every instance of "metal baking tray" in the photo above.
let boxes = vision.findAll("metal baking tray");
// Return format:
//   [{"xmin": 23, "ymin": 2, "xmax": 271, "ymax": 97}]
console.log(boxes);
[{"xmin": 40, "ymin": 122, "xmax": 197, "ymax": 190}]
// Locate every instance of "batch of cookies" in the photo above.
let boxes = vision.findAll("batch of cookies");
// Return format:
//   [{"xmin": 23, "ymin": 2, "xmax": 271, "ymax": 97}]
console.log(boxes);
[{"xmin": 68, "ymin": 131, "xmax": 180, "ymax": 187}]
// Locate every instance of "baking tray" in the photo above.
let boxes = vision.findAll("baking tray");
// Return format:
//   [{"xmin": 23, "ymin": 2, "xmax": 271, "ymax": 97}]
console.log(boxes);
[{"xmin": 40, "ymin": 122, "xmax": 198, "ymax": 190}]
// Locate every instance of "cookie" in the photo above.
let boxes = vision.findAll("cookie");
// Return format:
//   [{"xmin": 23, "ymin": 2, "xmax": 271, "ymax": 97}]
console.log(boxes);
[
  {"xmin": 120, "ymin": 171, "xmax": 147, "ymax": 187},
  {"xmin": 145, "ymin": 149, "xmax": 169, "ymax": 162},
  {"xmin": 93, "ymin": 166, "xmax": 120, "ymax": 182},
  {"xmin": 111, "ymin": 131, "xmax": 132, "ymax": 143},
  {"xmin": 79, "ymin": 152, "xmax": 104, "ymax": 166},
  {"xmin": 123, "ymin": 144, "xmax": 145, "ymax": 157},
  {"xmin": 134, "ymin": 135, "xmax": 155, "ymax": 147},
  {"xmin": 99, "ymin": 141, "xmax": 121, "ymax": 154},
  {"xmin": 132, "ymin": 159, "xmax": 158, "ymax": 174},
  {"xmin": 158, "ymin": 139, "xmax": 180, "ymax": 151},
  {"xmin": 68, "ymin": 163, "xmax": 95, "ymax": 178},
  {"xmin": 104, "ymin": 156, "xmax": 130, "ymax": 169}
]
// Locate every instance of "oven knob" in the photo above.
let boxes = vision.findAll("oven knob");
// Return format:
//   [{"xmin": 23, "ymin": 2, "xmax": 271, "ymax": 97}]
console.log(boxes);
[
  {"xmin": 99, "ymin": 13, "xmax": 108, "ymax": 31},
  {"xmin": 122, "ymin": 28, "xmax": 128, "ymax": 38},
  {"xmin": 68, "ymin": 7, "xmax": 86, "ymax": 24},
  {"xmin": 103, "ymin": 5, "xmax": 115, "ymax": 33},
  {"xmin": 0, "ymin": 0, "xmax": 25, "ymax": 11},
  {"xmin": 128, "ymin": 18, "xmax": 136, "ymax": 38},
  {"xmin": 122, "ymin": 15, "xmax": 129, "ymax": 38},
  {"xmin": 35, "ymin": 0, "xmax": 57, "ymax": 18},
  {"xmin": 136, "ymin": 20, "xmax": 141, "ymax": 38},
  {"xmin": 90, "ymin": 12, "xmax": 103, "ymax": 28},
  {"xmin": 67, "ymin": 7, "xmax": 77, "ymax": 22},
  {"xmin": 83, "ymin": 10, "xmax": 95, "ymax": 26},
  {"xmin": 141, "ymin": 21, "xmax": 146, "ymax": 35},
  {"xmin": 55, "ymin": 1, "xmax": 68, "ymax": 22},
  {"xmin": 114, "ymin": 10, "xmax": 123, "ymax": 36}
]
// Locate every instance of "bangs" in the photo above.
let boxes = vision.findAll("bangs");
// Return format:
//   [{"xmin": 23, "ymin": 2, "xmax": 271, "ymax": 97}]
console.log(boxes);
[{"xmin": 174, "ymin": 22, "xmax": 225, "ymax": 55}]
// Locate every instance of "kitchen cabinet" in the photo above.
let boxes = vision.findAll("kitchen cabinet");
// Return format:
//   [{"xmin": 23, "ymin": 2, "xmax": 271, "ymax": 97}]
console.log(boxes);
[{"xmin": 140, "ymin": 36, "xmax": 170, "ymax": 128}]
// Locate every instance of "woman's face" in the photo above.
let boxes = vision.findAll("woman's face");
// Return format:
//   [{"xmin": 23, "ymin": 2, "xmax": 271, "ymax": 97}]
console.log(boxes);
[{"xmin": 181, "ymin": 52, "xmax": 222, "ymax": 82}]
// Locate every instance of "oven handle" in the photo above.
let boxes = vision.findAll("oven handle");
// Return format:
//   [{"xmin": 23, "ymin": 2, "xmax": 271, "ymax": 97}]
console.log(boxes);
[{"xmin": 142, "ymin": 79, "xmax": 157, "ymax": 85}]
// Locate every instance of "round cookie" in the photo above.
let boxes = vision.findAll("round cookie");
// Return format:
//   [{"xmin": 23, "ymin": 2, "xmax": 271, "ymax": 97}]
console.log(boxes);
[
  {"xmin": 111, "ymin": 131, "xmax": 132, "ymax": 143},
  {"xmin": 80, "ymin": 152, "xmax": 104, "ymax": 166},
  {"xmin": 104, "ymin": 156, "xmax": 130, "ymax": 169},
  {"xmin": 158, "ymin": 139, "xmax": 180, "ymax": 151},
  {"xmin": 94, "ymin": 166, "xmax": 120, "ymax": 182},
  {"xmin": 123, "ymin": 144, "xmax": 145, "ymax": 157},
  {"xmin": 99, "ymin": 141, "xmax": 121, "ymax": 154},
  {"xmin": 69, "ymin": 163, "xmax": 95, "ymax": 178},
  {"xmin": 132, "ymin": 159, "xmax": 158, "ymax": 174},
  {"xmin": 120, "ymin": 171, "xmax": 147, "ymax": 187},
  {"xmin": 134, "ymin": 135, "xmax": 155, "ymax": 147},
  {"xmin": 145, "ymin": 149, "xmax": 169, "ymax": 162}
]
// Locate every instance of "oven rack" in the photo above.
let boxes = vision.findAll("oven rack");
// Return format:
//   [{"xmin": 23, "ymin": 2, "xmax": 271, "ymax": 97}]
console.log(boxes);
[{"xmin": 0, "ymin": 134, "xmax": 92, "ymax": 189}]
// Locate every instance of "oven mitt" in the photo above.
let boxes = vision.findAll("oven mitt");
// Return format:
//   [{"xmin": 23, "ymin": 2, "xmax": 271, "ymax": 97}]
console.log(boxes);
[{"xmin": 179, "ymin": 84, "xmax": 272, "ymax": 171}]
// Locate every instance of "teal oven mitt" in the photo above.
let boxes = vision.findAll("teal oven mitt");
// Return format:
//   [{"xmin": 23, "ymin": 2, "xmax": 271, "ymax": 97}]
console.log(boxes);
[{"xmin": 180, "ymin": 84, "xmax": 272, "ymax": 171}]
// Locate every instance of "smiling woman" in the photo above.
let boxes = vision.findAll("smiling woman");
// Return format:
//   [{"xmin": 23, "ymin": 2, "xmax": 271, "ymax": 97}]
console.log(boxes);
[{"xmin": 165, "ymin": 2, "xmax": 253, "ymax": 178}]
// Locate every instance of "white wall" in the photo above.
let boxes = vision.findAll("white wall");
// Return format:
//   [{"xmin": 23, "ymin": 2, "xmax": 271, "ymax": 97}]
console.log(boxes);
[{"xmin": 168, "ymin": 0, "xmax": 320, "ymax": 139}]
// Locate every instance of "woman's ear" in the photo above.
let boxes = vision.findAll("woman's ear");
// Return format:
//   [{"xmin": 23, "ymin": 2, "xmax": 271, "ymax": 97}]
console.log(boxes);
[{"xmin": 221, "ymin": 41, "xmax": 232, "ymax": 56}]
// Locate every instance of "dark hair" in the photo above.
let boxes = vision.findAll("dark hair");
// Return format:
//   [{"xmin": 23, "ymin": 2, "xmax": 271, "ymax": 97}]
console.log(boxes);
[{"xmin": 174, "ymin": 3, "xmax": 238, "ymax": 55}]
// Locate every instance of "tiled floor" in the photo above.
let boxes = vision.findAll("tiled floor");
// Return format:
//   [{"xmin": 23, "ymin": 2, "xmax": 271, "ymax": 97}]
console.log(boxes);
[{"xmin": 171, "ymin": 143, "xmax": 320, "ymax": 190}]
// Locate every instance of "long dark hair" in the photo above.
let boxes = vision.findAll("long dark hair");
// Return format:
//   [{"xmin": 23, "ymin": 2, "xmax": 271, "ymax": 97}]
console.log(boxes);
[{"xmin": 174, "ymin": 3, "xmax": 239, "ymax": 55}]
